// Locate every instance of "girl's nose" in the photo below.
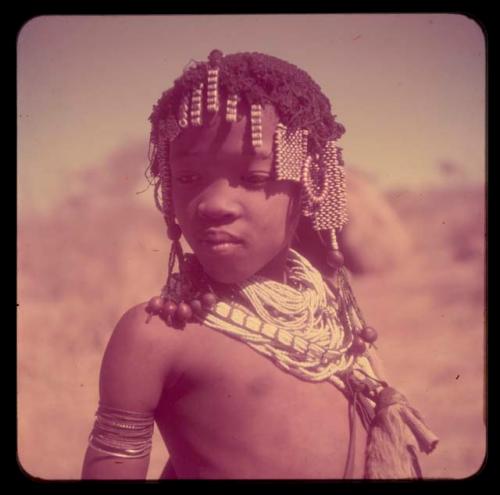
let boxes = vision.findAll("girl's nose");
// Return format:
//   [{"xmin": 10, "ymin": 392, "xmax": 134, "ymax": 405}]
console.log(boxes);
[{"xmin": 196, "ymin": 179, "xmax": 242, "ymax": 223}]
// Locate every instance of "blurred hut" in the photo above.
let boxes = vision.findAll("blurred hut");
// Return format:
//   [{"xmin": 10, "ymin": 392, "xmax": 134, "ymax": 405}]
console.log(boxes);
[
  {"xmin": 294, "ymin": 167, "xmax": 414, "ymax": 275},
  {"xmin": 339, "ymin": 168, "xmax": 414, "ymax": 274}
]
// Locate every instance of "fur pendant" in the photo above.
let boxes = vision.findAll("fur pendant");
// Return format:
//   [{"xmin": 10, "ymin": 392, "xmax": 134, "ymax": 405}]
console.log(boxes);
[{"xmin": 364, "ymin": 386, "xmax": 439, "ymax": 479}]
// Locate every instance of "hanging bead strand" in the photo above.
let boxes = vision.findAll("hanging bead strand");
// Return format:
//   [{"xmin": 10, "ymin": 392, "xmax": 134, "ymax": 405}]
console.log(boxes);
[
  {"xmin": 178, "ymin": 94, "xmax": 189, "ymax": 129},
  {"xmin": 190, "ymin": 83, "xmax": 204, "ymax": 127},
  {"xmin": 302, "ymin": 155, "xmax": 330, "ymax": 204},
  {"xmin": 225, "ymin": 94, "xmax": 239, "ymax": 122},
  {"xmin": 250, "ymin": 104, "xmax": 263, "ymax": 149},
  {"xmin": 206, "ymin": 68, "xmax": 220, "ymax": 113}
]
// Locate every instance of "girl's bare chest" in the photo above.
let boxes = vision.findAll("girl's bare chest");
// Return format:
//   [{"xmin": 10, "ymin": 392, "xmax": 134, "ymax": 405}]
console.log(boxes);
[{"xmin": 157, "ymin": 326, "xmax": 367, "ymax": 478}]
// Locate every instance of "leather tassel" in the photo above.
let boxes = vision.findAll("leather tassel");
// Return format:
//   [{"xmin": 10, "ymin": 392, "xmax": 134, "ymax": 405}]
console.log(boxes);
[
  {"xmin": 400, "ymin": 404, "xmax": 440, "ymax": 454},
  {"xmin": 364, "ymin": 386, "xmax": 439, "ymax": 479}
]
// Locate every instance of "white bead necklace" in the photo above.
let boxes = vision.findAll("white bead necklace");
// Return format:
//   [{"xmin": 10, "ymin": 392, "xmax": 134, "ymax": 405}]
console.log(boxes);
[{"xmin": 199, "ymin": 249, "xmax": 379, "ymax": 393}]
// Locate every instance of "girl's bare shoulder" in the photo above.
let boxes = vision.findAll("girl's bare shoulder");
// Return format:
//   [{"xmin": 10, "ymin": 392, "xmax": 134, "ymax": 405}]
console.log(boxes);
[
  {"xmin": 99, "ymin": 303, "xmax": 194, "ymax": 409},
  {"xmin": 116, "ymin": 302, "xmax": 190, "ymax": 346}
]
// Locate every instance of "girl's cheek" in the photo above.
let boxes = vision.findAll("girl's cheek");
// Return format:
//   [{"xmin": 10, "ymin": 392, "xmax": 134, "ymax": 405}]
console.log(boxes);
[{"xmin": 172, "ymin": 192, "xmax": 194, "ymax": 215}]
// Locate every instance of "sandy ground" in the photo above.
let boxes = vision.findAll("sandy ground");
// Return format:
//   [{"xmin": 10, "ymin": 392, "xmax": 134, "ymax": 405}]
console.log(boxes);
[{"xmin": 18, "ymin": 183, "xmax": 485, "ymax": 480}]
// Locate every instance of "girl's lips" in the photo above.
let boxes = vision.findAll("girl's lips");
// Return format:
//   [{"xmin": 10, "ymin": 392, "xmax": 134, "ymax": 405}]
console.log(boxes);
[{"xmin": 199, "ymin": 239, "xmax": 243, "ymax": 255}]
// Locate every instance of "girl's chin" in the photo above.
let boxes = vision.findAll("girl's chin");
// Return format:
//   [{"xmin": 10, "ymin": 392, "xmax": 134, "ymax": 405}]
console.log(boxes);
[
  {"xmin": 198, "ymin": 263, "xmax": 254, "ymax": 285},
  {"xmin": 204, "ymin": 270, "xmax": 251, "ymax": 286}
]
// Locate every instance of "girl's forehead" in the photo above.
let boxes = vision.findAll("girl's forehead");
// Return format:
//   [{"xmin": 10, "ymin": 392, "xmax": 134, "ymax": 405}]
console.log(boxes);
[{"xmin": 170, "ymin": 104, "xmax": 280, "ymax": 160}]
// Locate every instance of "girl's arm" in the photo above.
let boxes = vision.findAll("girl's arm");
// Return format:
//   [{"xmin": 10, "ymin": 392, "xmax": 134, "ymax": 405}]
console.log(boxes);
[{"xmin": 81, "ymin": 303, "xmax": 182, "ymax": 480}]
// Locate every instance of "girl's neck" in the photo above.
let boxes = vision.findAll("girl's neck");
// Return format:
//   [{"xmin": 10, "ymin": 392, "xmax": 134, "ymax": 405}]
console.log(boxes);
[
  {"xmin": 255, "ymin": 246, "xmax": 290, "ymax": 284},
  {"xmin": 207, "ymin": 248, "xmax": 291, "ymax": 293}
]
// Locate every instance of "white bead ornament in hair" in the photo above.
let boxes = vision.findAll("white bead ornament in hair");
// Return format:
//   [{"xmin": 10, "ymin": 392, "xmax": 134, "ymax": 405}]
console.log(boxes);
[
  {"xmin": 274, "ymin": 124, "xmax": 307, "ymax": 182},
  {"xmin": 302, "ymin": 154, "xmax": 330, "ymax": 205},
  {"xmin": 328, "ymin": 141, "xmax": 348, "ymax": 228},
  {"xmin": 190, "ymin": 83, "xmax": 204, "ymax": 127},
  {"xmin": 333, "ymin": 164, "xmax": 348, "ymax": 226},
  {"xmin": 250, "ymin": 104, "xmax": 263, "ymax": 148},
  {"xmin": 225, "ymin": 94, "xmax": 239, "ymax": 122},
  {"xmin": 155, "ymin": 120, "xmax": 174, "ymax": 224},
  {"xmin": 329, "ymin": 229, "xmax": 340, "ymax": 251},
  {"xmin": 206, "ymin": 68, "xmax": 220, "ymax": 113},
  {"xmin": 306, "ymin": 140, "xmax": 348, "ymax": 232},
  {"xmin": 178, "ymin": 95, "xmax": 189, "ymax": 128}
]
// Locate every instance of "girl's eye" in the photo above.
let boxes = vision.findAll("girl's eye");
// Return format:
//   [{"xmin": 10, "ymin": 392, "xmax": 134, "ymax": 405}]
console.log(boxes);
[
  {"xmin": 242, "ymin": 174, "xmax": 272, "ymax": 187},
  {"xmin": 175, "ymin": 174, "xmax": 201, "ymax": 184}
]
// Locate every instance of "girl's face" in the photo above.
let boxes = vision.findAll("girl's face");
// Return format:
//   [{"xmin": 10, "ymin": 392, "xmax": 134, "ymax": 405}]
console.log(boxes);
[{"xmin": 169, "ymin": 105, "xmax": 300, "ymax": 284}]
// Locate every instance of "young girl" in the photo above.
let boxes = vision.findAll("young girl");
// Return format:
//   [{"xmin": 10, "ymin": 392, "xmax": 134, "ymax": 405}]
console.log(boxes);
[{"xmin": 81, "ymin": 50, "xmax": 438, "ymax": 480}]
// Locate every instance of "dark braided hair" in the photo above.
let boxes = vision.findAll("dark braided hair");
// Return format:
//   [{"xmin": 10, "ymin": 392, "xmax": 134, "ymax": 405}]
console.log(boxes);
[{"xmin": 147, "ymin": 50, "xmax": 345, "ymax": 178}]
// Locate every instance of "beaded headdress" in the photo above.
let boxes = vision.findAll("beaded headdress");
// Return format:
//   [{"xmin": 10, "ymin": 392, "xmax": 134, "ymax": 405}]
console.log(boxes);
[{"xmin": 149, "ymin": 49, "xmax": 347, "ymax": 277}]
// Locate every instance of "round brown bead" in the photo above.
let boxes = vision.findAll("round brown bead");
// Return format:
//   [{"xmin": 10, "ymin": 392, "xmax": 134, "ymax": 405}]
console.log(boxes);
[
  {"xmin": 326, "ymin": 249, "xmax": 344, "ymax": 268},
  {"xmin": 175, "ymin": 302, "xmax": 193, "ymax": 322},
  {"xmin": 201, "ymin": 292, "xmax": 217, "ymax": 310},
  {"xmin": 350, "ymin": 336, "xmax": 367, "ymax": 355},
  {"xmin": 361, "ymin": 326, "xmax": 378, "ymax": 343},
  {"xmin": 167, "ymin": 223, "xmax": 182, "ymax": 241},
  {"xmin": 162, "ymin": 300, "xmax": 177, "ymax": 318},
  {"xmin": 146, "ymin": 296, "xmax": 164, "ymax": 314},
  {"xmin": 352, "ymin": 326, "xmax": 363, "ymax": 336},
  {"xmin": 190, "ymin": 299, "xmax": 203, "ymax": 315}
]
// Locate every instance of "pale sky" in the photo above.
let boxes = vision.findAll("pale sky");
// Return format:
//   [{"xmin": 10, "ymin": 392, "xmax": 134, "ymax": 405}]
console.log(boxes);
[{"xmin": 18, "ymin": 14, "xmax": 485, "ymax": 214}]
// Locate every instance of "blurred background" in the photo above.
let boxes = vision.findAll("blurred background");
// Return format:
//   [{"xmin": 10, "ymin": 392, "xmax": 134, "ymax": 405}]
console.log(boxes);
[{"xmin": 17, "ymin": 14, "xmax": 485, "ymax": 479}]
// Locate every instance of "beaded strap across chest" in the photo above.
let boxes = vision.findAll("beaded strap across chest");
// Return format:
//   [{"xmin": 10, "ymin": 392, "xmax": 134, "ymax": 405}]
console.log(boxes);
[{"xmin": 162, "ymin": 249, "xmax": 384, "ymax": 400}]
